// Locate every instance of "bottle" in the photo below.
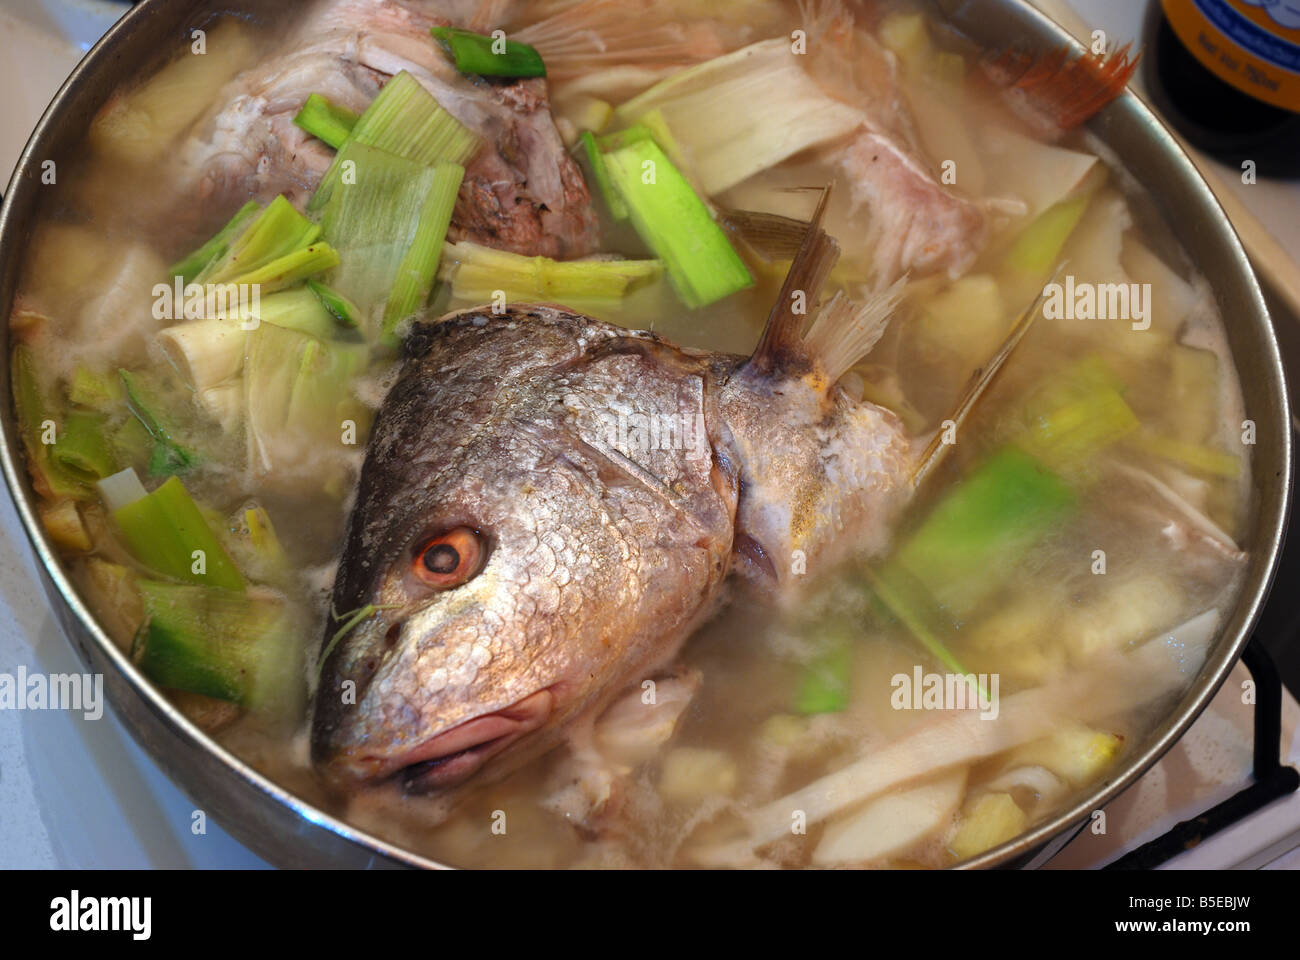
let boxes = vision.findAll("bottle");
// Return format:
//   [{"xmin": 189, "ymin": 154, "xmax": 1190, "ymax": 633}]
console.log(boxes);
[{"xmin": 1143, "ymin": 0, "xmax": 1300, "ymax": 178}]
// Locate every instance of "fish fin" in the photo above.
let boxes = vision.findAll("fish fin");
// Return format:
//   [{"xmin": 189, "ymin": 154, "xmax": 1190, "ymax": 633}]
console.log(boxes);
[
  {"xmin": 803, "ymin": 279, "xmax": 905, "ymax": 384},
  {"xmin": 910, "ymin": 265, "xmax": 1065, "ymax": 489},
  {"xmin": 988, "ymin": 41, "xmax": 1139, "ymax": 135},
  {"xmin": 750, "ymin": 185, "xmax": 841, "ymax": 376},
  {"xmin": 724, "ymin": 207, "xmax": 813, "ymax": 261}
]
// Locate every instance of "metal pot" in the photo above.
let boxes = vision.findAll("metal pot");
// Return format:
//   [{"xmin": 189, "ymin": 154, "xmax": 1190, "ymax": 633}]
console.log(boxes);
[{"xmin": 0, "ymin": 0, "xmax": 1290, "ymax": 869}]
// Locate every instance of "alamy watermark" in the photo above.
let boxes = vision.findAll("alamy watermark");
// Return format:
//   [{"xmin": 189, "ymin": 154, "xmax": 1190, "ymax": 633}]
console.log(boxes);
[
  {"xmin": 891, "ymin": 666, "xmax": 1000, "ymax": 720},
  {"xmin": 1041, "ymin": 275, "xmax": 1152, "ymax": 331},
  {"xmin": 0, "ymin": 667, "xmax": 103, "ymax": 720},
  {"xmin": 152, "ymin": 277, "xmax": 261, "ymax": 328}
]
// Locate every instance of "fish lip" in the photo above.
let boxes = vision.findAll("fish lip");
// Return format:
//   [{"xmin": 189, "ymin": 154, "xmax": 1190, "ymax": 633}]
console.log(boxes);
[{"xmin": 328, "ymin": 688, "xmax": 555, "ymax": 793}]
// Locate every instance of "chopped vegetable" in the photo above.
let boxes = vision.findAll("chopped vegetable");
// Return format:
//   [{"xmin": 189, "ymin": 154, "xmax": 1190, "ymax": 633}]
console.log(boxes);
[
  {"xmin": 158, "ymin": 318, "xmax": 246, "ymax": 394},
  {"xmin": 794, "ymin": 629, "xmax": 853, "ymax": 715},
  {"xmin": 613, "ymin": 38, "xmax": 865, "ymax": 195},
  {"xmin": 119, "ymin": 370, "xmax": 200, "ymax": 476},
  {"xmin": 431, "ymin": 26, "xmax": 546, "ymax": 78},
  {"xmin": 309, "ymin": 71, "xmax": 478, "ymax": 212},
  {"xmin": 555, "ymin": 94, "xmax": 613, "ymax": 146},
  {"xmin": 293, "ymin": 92, "xmax": 359, "ymax": 149},
  {"xmin": 1002, "ymin": 193, "xmax": 1090, "ymax": 279},
  {"xmin": 439, "ymin": 240, "xmax": 661, "ymax": 308},
  {"xmin": 658, "ymin": 747, "xmax": 738, "ymax": 802},
  {"xmin": 167, "ymin": 200, "xmax": 262, "ymax": 284},
  {"xmin": 949, "ymin": 792, "xmax": 1028, "ymax": 860},
  {"xmin": 1130, "ymin": 429, "xmax": 1241, "ymax": 479},
  {"xmin": 576, "ymin": 130, "xmax": 628, "ymax": 220},
  {"xmin": 51, "ymin": 411, "xmax": 118, "ymax": 483},
  {"xmin": 307, "ymin": 279, "xmax": 363, "ymax": 329},
  {"xmin": 39, "ymin": 500, "xmax": 92, "ymax": 553},
  {"xmin": 244, "ymin": 323, "xmax": 370, "ymax": 475},
  {"xmin": 601, "ymin": 136, "xmax": 752, "ymax": 308},
  {"xmin": 894, "ymin": 447, "xmax": 1076, "ymax": 617},
  {"xmin": 12, "ymin": 345, "xmax": 87, "ymax": 499},
  {"xmin": 1006, "ymin": 724, "xmax": 1122, "ymax": 786},
  {"xmin": 82, "ymin": 557, "xmax": 143, "ymax": 650},
  {"xmin": 67, "ymin": 367, "xmax": 124, "ymax": 413},
  {"xmin": 110, "ymin": 473, "xmax": 245, "ymax": 591},
  {"xmin": 134, "ymin": 580, "xmax": 298, "ymax": 708},
  {"xmin": 320, "ymin": 141, "xmax": 463, "ymax": 344},
  {"xmin": 813, "ymin": 770, "xmax": 966, "ymax": 865},
  {"xmin": 196, "ymin": 195, "xmax": 323, "ymax": 288},
  {"xmin": 1015, "ymin": 357, "xmax": 1140, "ymax": 474}
]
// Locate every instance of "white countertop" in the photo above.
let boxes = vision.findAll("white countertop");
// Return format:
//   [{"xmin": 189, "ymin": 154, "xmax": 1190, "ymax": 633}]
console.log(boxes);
[{"xmin": 0, "ymin": 0, "xmax": 1295, "ymax": 870}]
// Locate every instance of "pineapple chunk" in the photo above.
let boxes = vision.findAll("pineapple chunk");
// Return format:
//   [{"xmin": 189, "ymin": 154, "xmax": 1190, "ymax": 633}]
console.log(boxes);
[{"xmin": 950, "ymin": 792, "xmax": 1028, "ymax": 860}]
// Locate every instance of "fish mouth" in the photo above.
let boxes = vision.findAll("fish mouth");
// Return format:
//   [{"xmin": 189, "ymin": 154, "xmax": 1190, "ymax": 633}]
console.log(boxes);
[{"xmin": 345, "ymin": 688, "xmax": 555, "ymax": 794}]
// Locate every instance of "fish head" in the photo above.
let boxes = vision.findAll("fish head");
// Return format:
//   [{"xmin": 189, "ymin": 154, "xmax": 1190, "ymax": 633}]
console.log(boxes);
[{"xmin": 312, "ymin": 310, "xmax": 733, "ymax": 795}]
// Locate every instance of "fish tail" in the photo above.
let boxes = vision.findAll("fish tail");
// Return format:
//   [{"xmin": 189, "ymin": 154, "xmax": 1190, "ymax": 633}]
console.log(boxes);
[{"xmin": 988, "ymin": 41, "xmax": 1139, "ymax": 134}]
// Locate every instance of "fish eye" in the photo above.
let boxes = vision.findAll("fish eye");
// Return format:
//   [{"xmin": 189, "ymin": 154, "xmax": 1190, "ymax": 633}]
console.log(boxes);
[{"xmin": 412, "ymin": 527, "xmax": 484, "ymax": 589}]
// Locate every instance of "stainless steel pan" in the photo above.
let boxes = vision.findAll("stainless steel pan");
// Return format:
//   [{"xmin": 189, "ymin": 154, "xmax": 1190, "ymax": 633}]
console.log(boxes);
[{"xmin": 0, "ymin": 0, "xmax": 1290, "ymax": 868}]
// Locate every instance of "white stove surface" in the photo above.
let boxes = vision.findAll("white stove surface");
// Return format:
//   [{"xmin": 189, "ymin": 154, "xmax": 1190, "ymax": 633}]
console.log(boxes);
[{"xmin": 0, "ymin": 0, "xmax": 1295, "ymax": 870}]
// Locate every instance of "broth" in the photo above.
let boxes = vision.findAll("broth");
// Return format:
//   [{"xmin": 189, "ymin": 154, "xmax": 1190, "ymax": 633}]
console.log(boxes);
[{"xmin": 8, "ymin": 0, "xmax": 1250, "ymax": 868}]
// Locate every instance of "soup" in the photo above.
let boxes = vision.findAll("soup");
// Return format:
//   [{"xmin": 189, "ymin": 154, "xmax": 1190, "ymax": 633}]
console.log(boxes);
[{"xmin": 8, "ymin": 0, "xmax": 1251, "ymax": 868}]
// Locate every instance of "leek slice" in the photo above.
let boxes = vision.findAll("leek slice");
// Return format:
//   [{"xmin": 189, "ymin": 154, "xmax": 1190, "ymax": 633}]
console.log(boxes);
[
  {"xmin": 431, "ymin": 26, "xmax": 546, "ymax": 78},
  {"xmin": 119, "ymin": 370, "xmax": 200, "ymax": 476},
  {"xmin": 307, "ymin": 279, "xmax": 363, "ymax": 329},
  {"xmin": 602, "ymin": 137, "xmax": 752, "ymax": 309},
  {"xmin": 309, "ymin": 71, "xmax": 478, "ymax": 212},
  {"xmin": 11, "ymin": 345, "xmax": 87, "ymax": 499},
  {"xmin": 293, "ymin": 93, "xmax": 359, "ymax": 149},
  {"xmin": 439, "ymin": 240, "xmax": 661, "ymax": 308},
  {"xmin": 196, "ymin": 195, "xmax": 321, "ymax": 287},
  {"xmin": 112, "ymin": 474, "xmax": 245, "ymax": 591},
  {"xmin": 244, "ymin": 323, "xmax": 370, "ymax": 475},
  {"xmin": 320, "ymin": 141, "xmax": 463, "ymax": 344},
  {"xmin": 576, "ymin": 130, "xmax": 628, "ymax": 220},
  {"xmin": 167, "ymin": 200, "xmax": 261, "ymax": 284},
  {"xmin": 51, "ymin": 411, "xmax": 117, "ymax": 483},
  {"xmin": 134, "ymin": 580, "xmax": 298, "ymax": 708}
]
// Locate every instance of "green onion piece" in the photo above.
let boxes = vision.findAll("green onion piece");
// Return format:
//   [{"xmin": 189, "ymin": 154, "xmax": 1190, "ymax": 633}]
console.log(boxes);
[
  {"xmin": 293, "ymin": 93, "xmax": 359, "ymax": 149},
  {"xmin": 894, "ymin": 447, "xmax": 1076, "ymax": 618},
  {"xmin": 307, "ymin": 279, "xmax": 363, "ymax": 329},
  {"xmin": 383, "ymin": 162, "xmax": 465, "ymax": 344},
  {"xmin": 577, "ymin": 130, "xmax": 628, "ymax": 221},
  {"xmin": 865, "ymin": 564, "xmax": 974, "ymax": 682},
  {"xmin": 440, "ymin": 240, "xmax": 661, "ymax": 307},
  {"xmin": 167, "ymin": 200, "xmax": 262, "ymax": 285},
  {"xmin": 52, "ymin": 411, "xmax": 118, "ymax": 483},
  {"xmin": 309, "ymin": 71, "xmax": 478, "ymax": 212},
  {"xmin": 134, "ymin": 580, "xmax": 298, "ymax": 708},
  {"xmin": 112, "ymin": 475, "xmax": 245, "ymax": 591},
  {"xmin": 11, "ymin": 345, "xmax": 88, "ymax": 499},
  {"xmin": 197, "ymin": 195, "xmax": 322, "ymax": 286},
  {"xmin": 1002, "ymin": 194, "xmax": 1089, "ymax": 278},
  {"xmin": 602, "ymin": 137, "xmax": 753, "ymax": 309},
  {"xmin": 119, "ymin": 370, "xmax": 200, "ymax": 476},
  {"xmin": 243, "ymin": 286, "xmax": 338, "ymax": 340},
  {"xmin": 431, "ymin": 26, "xmax": 546, "ymax": 78}
]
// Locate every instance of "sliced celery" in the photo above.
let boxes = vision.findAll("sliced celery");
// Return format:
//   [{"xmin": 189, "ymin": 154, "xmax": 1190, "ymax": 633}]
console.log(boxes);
[
  {"xmin": 431, "ymin": 26, "xmax": 546, "ymax": 78},
  {"xmin": 293, "ymin": 93, "xmax": 359, "ymax": 149},
  {"xmin": 11, "ymin": 345, "xmax": 87, "ymax": 499},
  {"xmin": 134, "ymin": 580, "xmax": 298, "ymax": 708},
  {"xmin": 167, "ymin": 200, "xmax": 261, "ymax": 284},
  {"xmin": 119, "ymin": 370, "xmax": 199, "ymax": 476},
  {"xmin": 112, "ymin": 475, "xmax": 245, "ymax": 590},
  {"xmin": 602, "ymin": 137, "xmax": 753, "ymax": 309},
  {"xmin": 440, "ymin": 240, "xmax": 661, "ymax": 307},
  {"xmin": 196, "ymin": 195, "xmax": 322, "ymax": 287},
  {"xmin": 309, "ymin": 71, "xmax": 478, "ymax": 212},
  {"xmin": 577, "ymin": 130, "xmax": 628, "ymax": 220}
]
